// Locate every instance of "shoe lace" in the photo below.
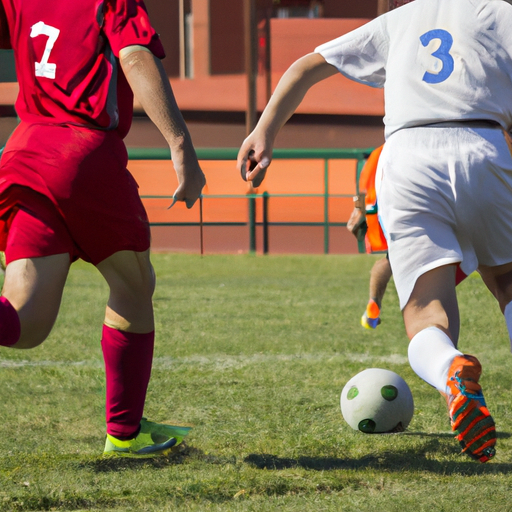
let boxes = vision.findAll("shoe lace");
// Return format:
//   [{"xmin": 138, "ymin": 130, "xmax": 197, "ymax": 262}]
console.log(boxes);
[{"xmin": 451, "ymin": 371, "xmax": 487, "ymax": 407}]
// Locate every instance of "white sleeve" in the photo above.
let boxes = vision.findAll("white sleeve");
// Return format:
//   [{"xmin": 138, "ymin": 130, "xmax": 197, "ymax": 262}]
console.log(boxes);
[{"xmin": 315, "ymin": 17, "xmax": 388, "ymax": 88}]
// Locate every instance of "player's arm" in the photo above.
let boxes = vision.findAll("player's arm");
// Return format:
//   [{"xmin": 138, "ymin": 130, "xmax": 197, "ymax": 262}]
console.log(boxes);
[
  {"xmin": 237, "ymin": 52, "xmax": 337, "ymax": 186},
  {"xmin": 119, "ymin": 45, "xmax": 205, "ymax": 208}
]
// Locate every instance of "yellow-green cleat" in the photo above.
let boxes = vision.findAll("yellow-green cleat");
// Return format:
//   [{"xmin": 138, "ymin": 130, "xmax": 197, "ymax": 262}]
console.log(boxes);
[{"xmin": 103, "ymin": 417, "xmax": 192, "ymax": 457}]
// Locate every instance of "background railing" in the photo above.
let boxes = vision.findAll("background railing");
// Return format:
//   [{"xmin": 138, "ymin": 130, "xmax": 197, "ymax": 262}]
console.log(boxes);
[{"xmin": 127, "ymin": 147, "xmax": 374, "ymax": 254}]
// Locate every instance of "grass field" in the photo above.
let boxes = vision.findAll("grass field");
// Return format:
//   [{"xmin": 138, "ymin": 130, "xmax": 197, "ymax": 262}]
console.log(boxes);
[{"xmin": 1, "ymin": 253, "xmax": 512, "ymax": 512}]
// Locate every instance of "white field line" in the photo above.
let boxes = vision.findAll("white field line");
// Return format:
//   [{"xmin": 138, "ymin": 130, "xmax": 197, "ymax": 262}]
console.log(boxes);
[{"xmin": 0, "ymin": 352, "xmax": 408, "ymax": 369}]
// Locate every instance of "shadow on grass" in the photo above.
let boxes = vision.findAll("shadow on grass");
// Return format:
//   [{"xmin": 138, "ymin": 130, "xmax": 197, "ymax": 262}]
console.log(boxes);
[
  {"xmin": 81, "ymin": 446, "xmax": 234, "ymax": 473},
  {"xmin": 80, "ymin": 433, "xmax": 512, "ymax": 476},
  {"xmin": 244, "ymin": 435, "xmax": 512, "ymax": 475},
  {"xmin": 402, "ymin": 430, "xmax": 511, "ymax": 439}
]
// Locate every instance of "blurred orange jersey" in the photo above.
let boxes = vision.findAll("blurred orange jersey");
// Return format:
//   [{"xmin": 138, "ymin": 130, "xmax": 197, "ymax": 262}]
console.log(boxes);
[{"xmin": 359, "ymin": 145, "xmax": 387, "ymax": 253}]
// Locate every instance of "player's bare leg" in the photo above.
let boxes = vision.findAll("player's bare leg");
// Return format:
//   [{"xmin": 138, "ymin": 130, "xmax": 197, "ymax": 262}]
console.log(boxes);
[
  {"xmin": 479, "ymin": 261, "xmax": 512, "ymax": 365},
  {"xmin": 404, "ymin": 264, "xmax": 496, "ymax": 462},
  {"xmin": 402, "ymin": 264, "xmax": 459, "ymax": 342},
  {"xmin": 1, "ymin": 254, "xmax": 70, "ymax": 349},
  {"xmin": 369, "ymin": 256, "xmax": 392, "ymax": 307},
  {"xmin": 96, "ymin": 249, "xmax": 155, "ymax": 334},
  {"xmin": 96, "ymin": 249, "xmax": 191, "ymax": 456},
  {"xmin": 361, "ymin": 256, "xmax": 392, "ymax": 329},
  {"xmin": 478, "ymin": 261, "xmax": 512, "ymax": 313}
]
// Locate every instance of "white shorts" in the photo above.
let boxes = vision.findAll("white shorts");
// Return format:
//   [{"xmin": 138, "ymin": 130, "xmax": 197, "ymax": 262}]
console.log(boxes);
[{"xmin": 377, "ymin": 124, "xmax": 512, "ymax": 309}]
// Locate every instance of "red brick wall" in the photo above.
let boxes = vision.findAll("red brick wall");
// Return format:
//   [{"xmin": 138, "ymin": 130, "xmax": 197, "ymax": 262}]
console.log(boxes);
[{"xmin": 143, "ymin": 0, "xmax": 381, "ymax": 77}]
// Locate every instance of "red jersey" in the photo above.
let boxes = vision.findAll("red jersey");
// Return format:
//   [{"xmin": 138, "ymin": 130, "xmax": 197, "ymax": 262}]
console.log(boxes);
[{"xmin": 0, "ymin": 0, "xmax": 164, "ymax": 138}]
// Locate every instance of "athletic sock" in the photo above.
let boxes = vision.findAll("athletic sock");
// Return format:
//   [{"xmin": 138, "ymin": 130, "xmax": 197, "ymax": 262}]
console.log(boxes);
[
  {"xmin": 101, "ymin": 325, "xmax": 154, "ymax": 439},
  {"xmin": 0, "ymin": 296, "xmax": 21, "ymax": 347},
  {"xmin": 408, "ymin": 326, "xmax": 463, "ymax": 394}
]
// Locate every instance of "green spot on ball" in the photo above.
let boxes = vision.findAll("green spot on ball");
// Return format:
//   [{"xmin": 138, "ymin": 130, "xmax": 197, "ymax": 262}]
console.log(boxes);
[
  {"xmin": 347, "ymin": 386, "xmax": 359, "ymax": 400},
  {"xmin": 358, "ymin": 419, "xmax": 376, "ymax": 433},
  {"xmin": 381, "ymin": 385, "xmax": 398, "ymax": 401}
]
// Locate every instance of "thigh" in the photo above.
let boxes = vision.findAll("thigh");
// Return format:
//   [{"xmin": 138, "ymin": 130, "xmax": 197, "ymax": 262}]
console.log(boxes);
[
  {"xmin": 96, "ymin": 249, "xmax": 155, "ymax": 333},
  {"xmin": 2, "ymin": 254, "xmax": 70, "ymax": 348},
  {"xmin": 0, "ymin": 191, "xmax": 73, "ymax": 347}
]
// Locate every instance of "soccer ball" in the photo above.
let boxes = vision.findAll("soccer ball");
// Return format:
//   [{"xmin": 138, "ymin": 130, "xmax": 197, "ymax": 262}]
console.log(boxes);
[{"xmin": 340, "ymin": 368, "xmax": 414, "ymax": 433}]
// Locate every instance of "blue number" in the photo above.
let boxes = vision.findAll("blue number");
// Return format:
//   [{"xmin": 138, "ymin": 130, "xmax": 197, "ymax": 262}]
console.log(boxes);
[{"xmin": 420, "ymin": 29, "xmax": 454, "ymax": 84}]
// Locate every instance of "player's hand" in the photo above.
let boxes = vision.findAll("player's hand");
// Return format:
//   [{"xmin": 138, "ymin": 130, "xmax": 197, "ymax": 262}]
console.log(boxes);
[
  {"xmin": 170, "ymin": 176, "xmax": 205, "ymax": 208},
  {"xmin": 169, "ymin": 148, "xmax": 206, "ymax": 209},
  {"xmin": 346, "ymin": 208, "xmax": 367, "ymax": 239},
  {"xmin": 237, "ymin": 135, "xmax": 272, "ymax": 188}
]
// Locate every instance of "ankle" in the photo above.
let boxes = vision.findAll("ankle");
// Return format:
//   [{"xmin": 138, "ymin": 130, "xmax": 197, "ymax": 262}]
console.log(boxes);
[{"xmin": 109, "ymin": 424, "xmax": 141, "ymax": 441}]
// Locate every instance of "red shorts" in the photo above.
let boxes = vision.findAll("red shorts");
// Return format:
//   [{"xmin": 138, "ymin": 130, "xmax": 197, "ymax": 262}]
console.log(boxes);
[
  {"xmin": 3, "ymin": 187, "xmax": 75, "ymax": 265},
  {"xmin": 0, "ymin": 122, "xmax": 150, "ymax": 265}
]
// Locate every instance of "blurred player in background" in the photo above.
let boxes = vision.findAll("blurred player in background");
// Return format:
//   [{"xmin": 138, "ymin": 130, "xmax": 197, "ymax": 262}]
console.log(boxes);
[
  {"xmin": 0, "ymin": 0, "xmax": 205, "ymax": 456},
  {"xmin": 360, "ymin": 256, "xmax": 392, "ymax": 329},
  {"xmin": 237, "ymin": 0, "xmax": 512, "ymax": 463},
  {"xmin": 347, "ymin": 145, "xmax": 392, "ymax": 330}
]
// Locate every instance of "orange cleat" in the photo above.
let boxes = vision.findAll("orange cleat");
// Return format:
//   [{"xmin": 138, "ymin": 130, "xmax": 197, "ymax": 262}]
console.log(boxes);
[{"xmin": 446, "ymin": 355, "xmax": 496, "ymax": 463}]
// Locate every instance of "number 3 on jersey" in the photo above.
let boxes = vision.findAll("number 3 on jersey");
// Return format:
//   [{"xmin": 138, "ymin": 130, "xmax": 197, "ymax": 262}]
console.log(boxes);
[
  {"xmin": 30, "ymin": 21, "xmax": 60, "ymax": 79},
  {"xmin": 420, "ymin": 29, "xmax": 454, "ymax": 84}
]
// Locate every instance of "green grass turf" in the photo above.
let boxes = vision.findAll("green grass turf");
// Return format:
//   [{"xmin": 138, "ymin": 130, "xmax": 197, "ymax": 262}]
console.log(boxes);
[{"xmin": 0, "ymin": 253, "xmax": 511, "ymax": 511}]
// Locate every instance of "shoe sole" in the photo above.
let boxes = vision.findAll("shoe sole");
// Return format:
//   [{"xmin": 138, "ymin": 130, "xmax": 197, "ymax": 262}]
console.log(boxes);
[{"xmin": 104, "ymin": 438, "xmax": 188, "ymax": 458}]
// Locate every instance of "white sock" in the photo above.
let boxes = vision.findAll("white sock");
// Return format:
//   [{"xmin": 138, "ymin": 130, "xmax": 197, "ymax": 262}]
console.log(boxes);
[
  {"xmin": 504, "ymin": 302, "xmax": 512, "ymax": 352},
  {"xmin": 408, "ymin": 326, "xmax": 463, "ymax": 394}
]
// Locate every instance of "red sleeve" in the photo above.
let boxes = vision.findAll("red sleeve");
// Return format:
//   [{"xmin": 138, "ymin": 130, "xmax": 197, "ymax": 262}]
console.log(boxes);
[
  {"xmin": 0, "ymin": 1, "xmax": 11, "ymax": 49},
  {"xmin": 103, "ymin": 0, "xmax": 165, "ymax": 58}
]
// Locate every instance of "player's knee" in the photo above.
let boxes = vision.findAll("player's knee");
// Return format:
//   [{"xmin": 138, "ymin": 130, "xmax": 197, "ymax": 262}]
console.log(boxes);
[
  {"xmin": 14, "ymin": 323, "xmax": 53, "ymax": 348},
  {"xmin": 13, "ymin": 308, "xmax": 59, "ymax": 349},
  {"xmin": 126, "ymin": 266, "xmax": 155, "ymax": 302},
  {"xmin": 479, "ymin": 265, "xmax": 512, "ymax": 312},
  {"xmin": 99, "ymin": 250, "xmax": 155, "ymax": 303},
  {"xmin": 0, "ymin": 297, "xmax": 57, "ymax": 348},
  {"xmin": 495, "ymin": 279, "xmax": 512, "ymax": 312},
  {"xmin": 136, "ymin": 261, "xmax": 156, "ymax": 300},
  {"xmin": 490, "ymin": 284, "xmax": 512, "ymax": 313},
  {"xmin": 145, "ymin": 264, "xmax": 156, "ymax": 298}
]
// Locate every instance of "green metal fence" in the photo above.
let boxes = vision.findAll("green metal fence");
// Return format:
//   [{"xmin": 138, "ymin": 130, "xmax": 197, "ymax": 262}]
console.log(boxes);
[{"xmin": 128, "ymin": 147, "xmax": 374, "ymax": 254}]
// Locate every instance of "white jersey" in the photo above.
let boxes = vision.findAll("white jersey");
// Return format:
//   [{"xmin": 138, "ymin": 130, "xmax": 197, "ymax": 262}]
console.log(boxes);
[{"xmin": 315, "ymin": 0, "xmax": 512, "ymax": 138}]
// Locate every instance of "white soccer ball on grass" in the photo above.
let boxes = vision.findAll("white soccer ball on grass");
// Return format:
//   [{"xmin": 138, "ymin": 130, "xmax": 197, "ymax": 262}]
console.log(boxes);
[{"xmin": 340, "ymin": 368, "xmax": 414, "ymax": 433}]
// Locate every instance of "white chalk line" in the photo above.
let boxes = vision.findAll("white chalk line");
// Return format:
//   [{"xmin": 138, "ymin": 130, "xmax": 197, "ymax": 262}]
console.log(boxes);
[{"xmin": 0, "ymin": 352, "xmax": 408, "ymax": 370}]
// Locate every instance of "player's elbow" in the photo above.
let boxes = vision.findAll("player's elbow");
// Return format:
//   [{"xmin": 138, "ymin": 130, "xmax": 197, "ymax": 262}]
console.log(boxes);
[{"xmin": 287, "ymin": 52, "xmax": 337, "ymax": 91}]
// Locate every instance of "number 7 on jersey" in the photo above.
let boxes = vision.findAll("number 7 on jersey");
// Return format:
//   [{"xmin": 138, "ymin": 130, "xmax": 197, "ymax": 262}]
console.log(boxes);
[{"xmin": 30, "ymin": 21, "xmax": 60, "ymax": 79}]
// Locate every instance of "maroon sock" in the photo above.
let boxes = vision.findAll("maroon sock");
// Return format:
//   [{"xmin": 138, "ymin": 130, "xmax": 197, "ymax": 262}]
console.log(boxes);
[
  {"xmin": 0, "ymin": 296, "xmax": 21, "ymax": 347},
  {"xmin": 101, "ymin": 325, "xmax": 154, "ymax": 438}
]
